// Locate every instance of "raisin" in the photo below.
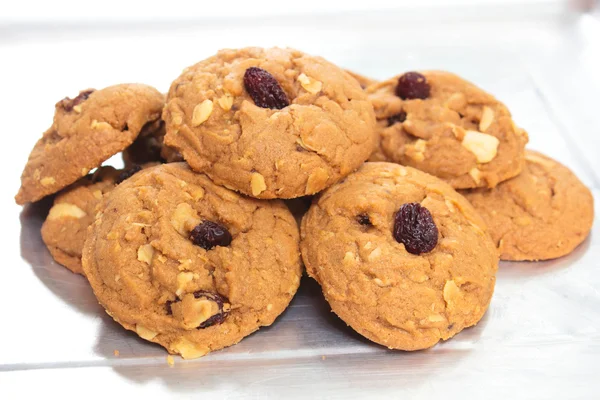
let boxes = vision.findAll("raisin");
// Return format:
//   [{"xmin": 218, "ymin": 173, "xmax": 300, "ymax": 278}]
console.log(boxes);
[
  {"xmin": 357, "ymin": 214, "xmax": 372, "ymax": 226},
  {"xmin": 61, "ymin": 89, "xmax": 95, "ymax": 111},
  {"xmin": 395, "ymin": 72, "xmax": 430, "ymax": 100},
  {"xmin": 193, "ymin": 291, "xmax": 230, "ymax": 329},
  {"xmin": 243, "ymin": 67, "xmax": 290, "ymax": 110},
  {"xmin": 115, "ymin": 165, "xmax": 142, "ymax": 184},
  {"xmin": 393, "ymin": 203, "xmax": 438, "ymax": 254},
  {"xmin": 387, "ymin": 111, "xmax": 407, "ymax": 126},
  {"xmin": 189, "ymin": 221, "xmax": 232, "ymax": 250}
]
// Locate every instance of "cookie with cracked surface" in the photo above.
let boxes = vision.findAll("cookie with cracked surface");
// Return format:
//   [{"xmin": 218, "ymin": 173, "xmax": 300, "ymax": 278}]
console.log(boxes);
[
  {"xmin": 15, "ymin": 84, "xmax": 164, "ymax": 205},
  {"xmin": 82, "ymin": 163, "xmax": 302, "ymax": 358},
  {"xmin": 301, "ymin": 162, "xmax": 498, "ymax": 350},
  {"xmin": 41, "ymin": 164, "xmax": 156, "ymax": 274},
  {"xmin": 461, "ymin": 150, "xmax": 594, "ymax": 261},
  {"xmin": 163, "ymin": 47, "xmax": 377, "ymax": 199},
  {"xmin": 366, "ymin": 71, "xmax": 528, "ymax": 189}
]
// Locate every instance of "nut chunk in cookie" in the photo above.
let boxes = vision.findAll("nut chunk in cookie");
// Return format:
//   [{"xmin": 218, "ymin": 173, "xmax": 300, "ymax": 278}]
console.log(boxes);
[
  {"xmin": 462, "ymin": 150, "xmax": 594, "ymax": 261},
  {"xmin": 366, "ymin": 71, "xmax": 528, "ymax": 189},
  {"xmin": 15, "ymin": 84, "xmax": 164, "ymax": 204},
  {"xmin": 301, "ymin": 162, "xmax": 498, "ymax": 351},
  {"xmin": 82, "ymin": 163, "xmax": 302, "ymax": 359},
  {"xmin": 163, "ymin": 47, "xmax": 377, "ymax": 199}
]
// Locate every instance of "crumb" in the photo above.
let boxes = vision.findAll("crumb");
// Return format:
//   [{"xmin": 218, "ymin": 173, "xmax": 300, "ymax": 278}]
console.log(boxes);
[
  {"xmin": 114, "ymin": 350, "xmax": 120, "ymax": 356},
  {"xmin": 321, "ymin": 355, "xmax": 326, "ymax": 360},
  {"xmin": 167, "ymin": 355, "xmax": 175, "ymax": 366}
]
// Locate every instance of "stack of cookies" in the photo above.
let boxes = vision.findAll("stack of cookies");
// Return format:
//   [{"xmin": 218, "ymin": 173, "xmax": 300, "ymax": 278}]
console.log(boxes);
[{"xmin": 15, "ymin": 47, "xmax": 594, "ymax": 359}]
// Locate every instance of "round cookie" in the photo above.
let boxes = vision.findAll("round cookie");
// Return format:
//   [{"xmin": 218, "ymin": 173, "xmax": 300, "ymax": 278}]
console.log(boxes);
[
  {"xmin": 41, "ymin": 164, "xmax": 157, "ymax": 275},
  {"xmin": 163, "ymin": 47, "xmax": 377, "ymax": 199},
  {"xmin": 301, "ymin": 162, "xmax": 498, "ymax": 350},
  {"xmin": 82, "ymin": 163, "xmax": 302, "ymax": 358},
  {"xmin": 15, "ymin": 84, "xmax": 164, "ymax": 205},
  {"xmin": 366, "ymin": 71, "xmax": 528, "ymax": 189},
  {"xmin": 461, "ymin": 150, "xmax": 594, "ymax": 261}
]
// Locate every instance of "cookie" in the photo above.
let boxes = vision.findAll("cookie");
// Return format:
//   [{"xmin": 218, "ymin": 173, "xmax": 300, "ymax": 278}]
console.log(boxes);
[
  {"xmin": 462, "ymin": 150, "xmax": 594, "ymax": 261},
  {"xmin": 82, "ymin": 163, "xmax": 302, "ymax": 358},
  {"xmin": 163, "ymin": 47, "xmax": 377, "ymax": 199},
  {"xmin": 366, "ymin": 71, "xmax": 528, "ymax": 189},
  {"xmin": 344, "ymin": 69, "xmax": 378, "ymax": 89},
  {"xmin": 301, "ymin": 162, "xmax": 498, "ymax": 350},
  {"xmin": 41, "ymin": 164, "xmax": 154, "ymax": 274},
  {"xmin": 15, "ymin": 84, "xmax": 164, "ymax": 205}
]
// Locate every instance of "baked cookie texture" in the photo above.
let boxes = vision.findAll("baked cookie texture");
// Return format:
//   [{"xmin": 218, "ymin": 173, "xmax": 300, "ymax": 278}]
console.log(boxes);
[
  {"xmin": 163, "ymin": 47, "xmax": 377, "ymax": 199},
  {"xmin": 41, "ymin": 163, "xmax": 158, "ymax": 275},
  {"xmin": 366, "ymin": 71, "xmax": 528, "ymax": 189},
  {"xmin": 462, "ymin": 150, "xmax": 594, "ymax": 261},
  {"xmin": 15, "ymin": 84, "xmax": 164, "ymax": 205},
  {"xmin": 41, "ymin": 166, "xmax": 120, "ymax": 274},
  {"xmin": 301, "ymin": 162, "xmax": 498, "ymax": 351},
  {"xmin": 82, "ymin": 163, "xmax": 302, "ymax": 358}
]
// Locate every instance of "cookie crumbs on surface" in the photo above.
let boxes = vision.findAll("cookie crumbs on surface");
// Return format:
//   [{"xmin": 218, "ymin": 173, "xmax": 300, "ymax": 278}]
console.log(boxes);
[
  {"xmin": 167, "ymin": 355, "xmax": 175, "ymax": 366},
  {"xmin": 114, "ymin": 350, "xmax": 120, "ymax": 356},
  {"xmin": 321, "ymin": 355, "xmax": 326, "ymax": 361}
]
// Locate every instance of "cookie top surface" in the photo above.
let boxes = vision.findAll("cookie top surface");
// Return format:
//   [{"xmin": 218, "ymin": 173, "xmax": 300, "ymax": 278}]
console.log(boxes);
[
  {"xmin": 16, "ymin": 84, "xmax": 164, "ymax": 204},
  {"xmin": 163, "ymin": 47, "xmax": 377, "ymax": 199},
  {"xmin": 300, "ymin": 162, "xmax": 498, "ymax": 350},
  {"xmin": 366, "ymin": 71, "xmax": 528, "ymax": 189},
  {"xmin": 82, "ymin": 163, "xmax": 302, "ymax": 358},
  {"xmin": 462, "ymin": 150, "xmax": 594, "ymax": 261}
]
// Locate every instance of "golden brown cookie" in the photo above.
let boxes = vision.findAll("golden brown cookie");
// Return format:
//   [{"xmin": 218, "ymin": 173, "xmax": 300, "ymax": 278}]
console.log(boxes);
[
  {"xmin": 82, "ymin": 163, "xmax": 302, "ymax": 358},
  {"xmin": 41, "ymin": 167, "xmax": 119, "ymax": 274},
  {"xmin": 301, "ymin": 162, "xmax": 498, "ymax": 351},
  {"xmin": 163, "ymin": 47, "xmax": 377, "ymax": 199},
  {"xmin": 461, "ymin": 150, "xmax": 594, "ymax": 261},
  {"xmin": 41, "ymin": 164, "xmax": 157, "ymax": 275},
  {"xmin": 15, "ymin": 84, "xmax": 164, "ymax": 205},
  {"xmin": 366, "ymin": 71, "xmax": 528, "ymax": 189}
]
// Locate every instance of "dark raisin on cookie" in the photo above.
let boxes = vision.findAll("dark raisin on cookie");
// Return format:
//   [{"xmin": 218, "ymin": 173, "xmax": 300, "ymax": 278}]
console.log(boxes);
[
  {"xmin": 395, "ymin": 72, "xmax": 430, "ymax": 100},
  {"xmin": 357, "ymin": 213, "xmax": 372, "ymax": 226},
  {"xmin": 60, "ymin": 89, "xmax": 95, "ymax": 112},
  {"xmin": 165, "ymin": 300, "xmax": 174, "ymax": 315},
  {"xmin": 115, "ymin": 165, "xmax": 142, "ymax": 184},
  {"xmin": 194, "ymin": 291, "xmax": 230, "ymax": 328},
  {"xmin": 189, "ymin": 221, "xmax": 232, "ymax": 250},
  {"xmin": 243, "ymin": 67, "xmax": 290, "ymax": 110},
  {"xmin": 387, "ymin": 111, "xmax": 407, "ymax": 126},
  {"xmin": 393, "ymin": 202, "xmax": 438, "ymax": 254}
]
